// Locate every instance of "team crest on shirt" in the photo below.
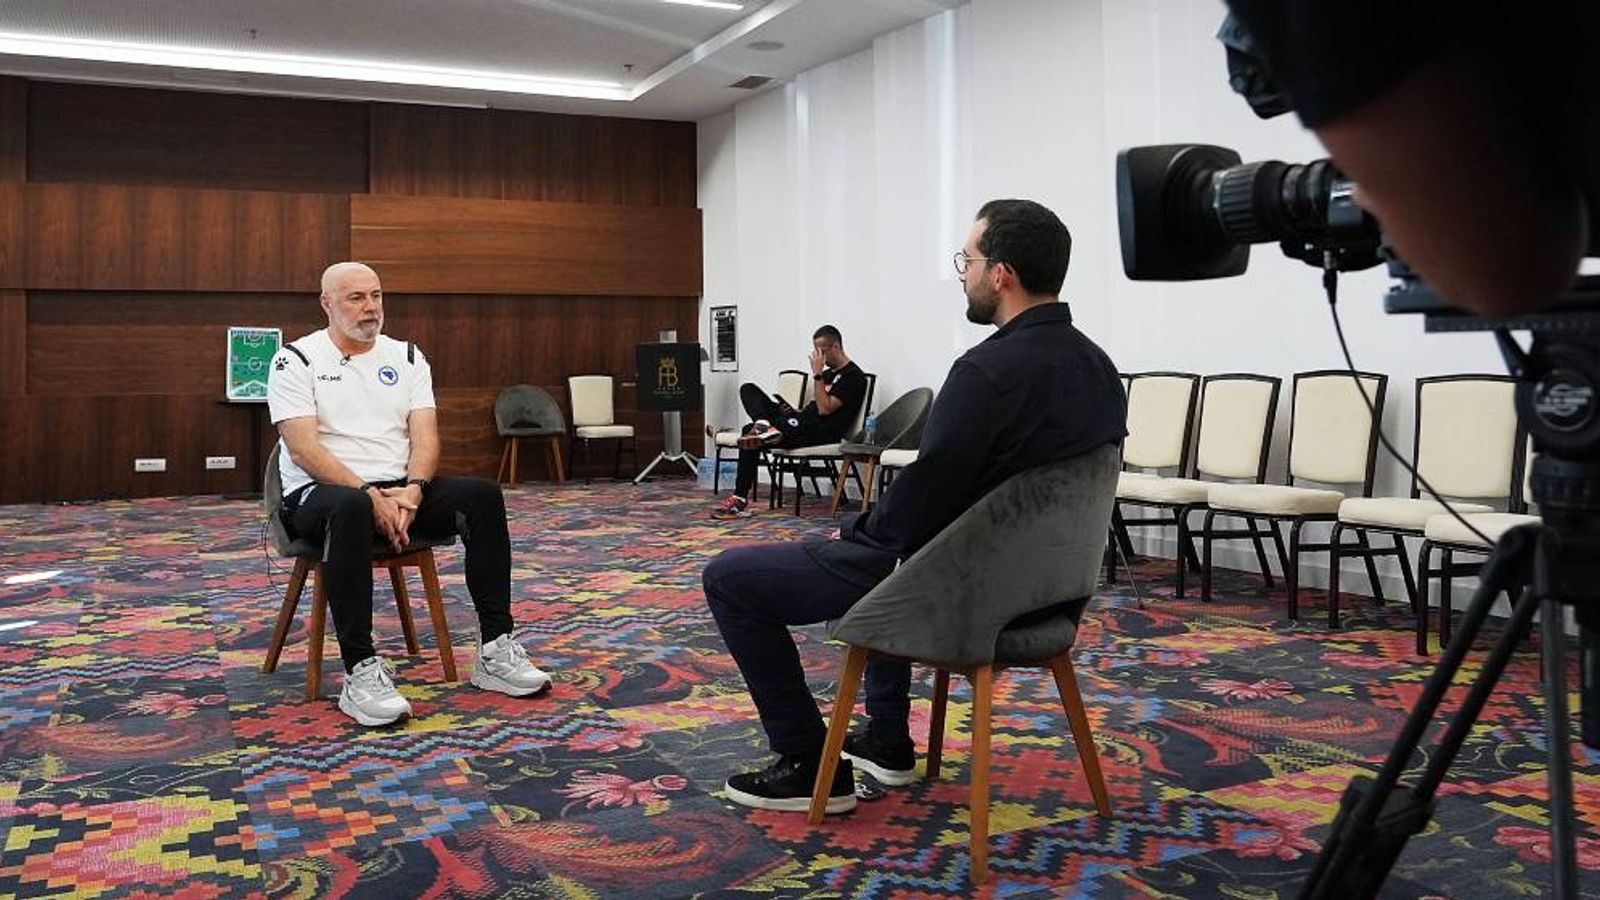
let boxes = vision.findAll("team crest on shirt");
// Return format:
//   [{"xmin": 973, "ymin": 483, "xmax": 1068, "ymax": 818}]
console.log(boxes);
[{"xmin": 378, "ymin": 365, "xmax": 399, "ymax": 385}]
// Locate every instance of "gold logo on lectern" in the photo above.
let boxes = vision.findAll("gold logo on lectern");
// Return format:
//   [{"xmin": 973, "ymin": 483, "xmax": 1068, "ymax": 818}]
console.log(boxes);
[{"xmin": 657, "ymin": 355, "xmax": 679, "ymax": 389}]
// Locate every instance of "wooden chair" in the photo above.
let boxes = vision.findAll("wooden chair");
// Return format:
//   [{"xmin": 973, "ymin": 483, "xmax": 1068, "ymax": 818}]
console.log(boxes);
[
  {"xmin": 259, "ymin": 446, "xmax": 459, "ymax": 700},
  {"xmin": 808, "ymin": 445, "xmax": 1121, "ymax": 884}
]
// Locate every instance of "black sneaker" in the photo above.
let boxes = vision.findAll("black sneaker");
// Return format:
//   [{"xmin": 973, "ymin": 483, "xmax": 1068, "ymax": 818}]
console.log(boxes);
[
  {"xmin": 724, "ymin": 754, "xmax": 856, "ymax": 814},
  {"xmin": 841, "ymin": 730, "xmax": 918, "ymax": 786}
]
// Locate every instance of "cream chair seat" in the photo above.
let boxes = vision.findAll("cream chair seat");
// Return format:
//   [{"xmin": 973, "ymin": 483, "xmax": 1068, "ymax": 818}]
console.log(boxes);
[
  {"xmin": 1423, "ymin": 511, "xmax": 1537, "ymax": 546},
  {"xmin": 1337, "ymin": 497, "xmax": 1493, "ymax": 530},
  {"xmin": 574, "ymin": 424, "xmax": 634, "ymax": 439},
  {"xmin": 1208, "ymin": 483, "xmax": 1347, "ymax": 516}
]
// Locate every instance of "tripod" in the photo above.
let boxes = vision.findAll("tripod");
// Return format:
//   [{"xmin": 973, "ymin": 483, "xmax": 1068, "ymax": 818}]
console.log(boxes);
[{"xmin": 1301, "ymin": 520, "xmax": 1587, "ymax": 898}]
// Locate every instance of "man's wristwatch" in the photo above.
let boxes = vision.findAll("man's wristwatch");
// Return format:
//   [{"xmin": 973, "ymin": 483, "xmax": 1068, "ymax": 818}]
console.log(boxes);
[
  {"xmin": 358, "ymin": 482, "xmax": 377, "ymax": 495},
  {"xmin": 406, "ymin": 478, "xmax": 430, "ymax": 490}
]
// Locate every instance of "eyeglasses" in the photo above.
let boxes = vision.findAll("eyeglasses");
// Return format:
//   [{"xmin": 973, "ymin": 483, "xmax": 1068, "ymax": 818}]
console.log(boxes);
[{"xmin": 952, "ymin": 251, "xmax": 995, "ymax": 275}]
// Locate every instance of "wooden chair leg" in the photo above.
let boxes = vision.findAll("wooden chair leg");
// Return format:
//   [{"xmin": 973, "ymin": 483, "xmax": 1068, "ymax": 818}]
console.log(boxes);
[
  {"xmin": 417, "ymin": 551, "xmax": 458, "ymax": 682},
  {"xmin": 509, "ymin": 436, "xmax": 520, "ymax": 485},
  {"xmin": 548, "ymin": 436, "xmax": 566, "ymax": 483},
  {"xmin": 390, "ymin": 563, "xmax": 420, "ymax": 655},
  {"xmin": 861, "ymin": 458, "xmax": 880, "ymax": 512},
  {"xmin": 809, "ymin": 644, "xmax": 869, "ymax": 823},
  {"xmin": 306, "ymin": 565, "xmax": 328, "ymax": 701},
  {"xmin": 927, "ymin": 668, "xmax": 951, "ymax": 779},
  {"xmin": 496, "ymin": 438, "xmax": 511, "ymax": 484},
  {"xmin": 1050, "ymin": 654, "xmax": 1112, "ymax": 818},
  {"xmin": 263, "ymin": 557, "xmax": 310, "ymax": 674},
  {"xmin": 968, "ymin": 664, "xmax": 994, "ymax": 884},
  {"xmin": 828, "ymin": 458, "xmax": 853, "ymax": 516}
]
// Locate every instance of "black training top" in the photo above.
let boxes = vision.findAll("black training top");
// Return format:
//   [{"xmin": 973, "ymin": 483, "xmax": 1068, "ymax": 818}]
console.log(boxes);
[
  {"xmin": 801, "ymin": 361, "xmax": 869, "ymax": 442},
  {"xmin": 809, "ymin": 302, "xmax": 1127, "ymax": 588}
]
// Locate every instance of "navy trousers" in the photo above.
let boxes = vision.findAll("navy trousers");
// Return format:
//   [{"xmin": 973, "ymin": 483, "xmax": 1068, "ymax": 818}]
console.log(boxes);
[{"xmin": 704, "ymin": 541, "xmax": 911, "ymax": 756}]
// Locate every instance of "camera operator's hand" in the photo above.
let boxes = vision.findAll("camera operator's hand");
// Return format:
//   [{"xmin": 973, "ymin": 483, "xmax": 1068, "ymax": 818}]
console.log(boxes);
[{"xmin": 1307, "ymin": 49, "xmax": 1587, "ymax": 318}]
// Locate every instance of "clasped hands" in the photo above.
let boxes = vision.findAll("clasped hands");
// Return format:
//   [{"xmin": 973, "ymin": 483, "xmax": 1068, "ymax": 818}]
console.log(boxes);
[{"xmin": 368, "ymin": 484, "xmax": 422, "ymax": 553}]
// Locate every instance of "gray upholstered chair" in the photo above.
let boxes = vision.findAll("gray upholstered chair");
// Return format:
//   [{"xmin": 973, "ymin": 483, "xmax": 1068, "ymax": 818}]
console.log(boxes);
[
  {"xmin": 827, "ymin": 386, "xmax": 934, "ymax": 515},
  {"xmin": 494, "ymin": 384, "xmax": 568, "ymax": 484},
  {"xmin": 260, "ymin": 445, "xmax": 459, "ymax": 700},
  {"xmin": 807, "ymin": 443, "xmax": 1121, "ymax": 884}
]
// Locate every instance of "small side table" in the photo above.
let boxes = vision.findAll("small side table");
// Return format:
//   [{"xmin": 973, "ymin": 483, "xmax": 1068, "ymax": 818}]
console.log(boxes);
[{"xmin": 829, "ymin": 442, "xmax": 884, "ymax": 516}]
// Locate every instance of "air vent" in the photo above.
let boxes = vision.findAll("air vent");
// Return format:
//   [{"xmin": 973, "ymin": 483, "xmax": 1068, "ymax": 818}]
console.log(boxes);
[{"xmin": 729, "ymin": 75, "xmax": 773, "ymax": 90}]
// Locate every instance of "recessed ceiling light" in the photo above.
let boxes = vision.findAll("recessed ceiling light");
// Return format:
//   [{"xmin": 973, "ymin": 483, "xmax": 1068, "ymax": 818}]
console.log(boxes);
[
  {"xmin": 0, "ymin": 31, "xmax": 628, "ymax": 100},
  {"xmin": 747, "ymin": 40, "xmax": 785, "ymax": 51},
  {"xmin": 661, "ymin": 0, "xmax": 745, "ymax": 10}
]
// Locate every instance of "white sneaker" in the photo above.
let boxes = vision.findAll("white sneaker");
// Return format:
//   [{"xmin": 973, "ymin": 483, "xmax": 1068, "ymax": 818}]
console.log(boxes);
[
  {"xmin": 471, "ymin": 633, "xmax": 553, "ymax": 697},
  {"xmin": 337, "ymin": 657, "xmax": 412, "ymax": 727}
]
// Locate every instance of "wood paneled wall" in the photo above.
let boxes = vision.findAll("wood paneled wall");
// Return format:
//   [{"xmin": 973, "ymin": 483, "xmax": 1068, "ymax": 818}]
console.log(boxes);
[
  {"xmin": 0, "ymin": 77, "xmax": 700, "ymax": 505},
  {"xmin": 351, "ymin": 195, "xmax": 702, "ymax": 296}
]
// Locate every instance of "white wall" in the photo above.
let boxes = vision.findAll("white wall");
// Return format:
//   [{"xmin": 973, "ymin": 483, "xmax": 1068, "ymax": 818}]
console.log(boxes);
[{"xmin": 697, "ymin": 0, "xmax": 1511, "ymax": 591}]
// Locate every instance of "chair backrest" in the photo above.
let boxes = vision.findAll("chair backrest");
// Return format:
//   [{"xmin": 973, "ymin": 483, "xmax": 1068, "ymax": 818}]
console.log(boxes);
[
  {"xmin": 1288, "ymin": 370, "xmax": 1388, "ymax": 490},
  {"xmin": 1413, "ymin": 375, "xmax": 1521, "ymax": 501},
  {"xmin": 494, "ymin": 384, "xmax": 567, "ymax": 434},
  {"xmin": 262, "ymin": 444, "xmax": 294, "ymax": 557},
  {"xmin": 1122, "ymin": 372, "xmax": 1200, "ymax": 472},
  {"xmin": 846, "ymin": 373, "xmax": 877, "ymax": 441},
  {"xmin": 1194, "ymin": 374, "xmax": 1281, "ymax": 481},
  {"xmin": 775, "ymin": 369, "xmax": 808, "ymax": 409},
  {"xmin": 829, "ymin": 443, "xmax": 1121, "ymax": 667},
  {"xmin": 873, "ymin": 387, "xmax": 935, "ymax": 450},
  {"xmin": 567, "ymin": 375, "xmax": 616, "ymax": 427}
]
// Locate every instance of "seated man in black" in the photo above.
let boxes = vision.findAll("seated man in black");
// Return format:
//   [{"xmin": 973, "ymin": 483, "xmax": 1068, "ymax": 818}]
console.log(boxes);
[
  {"xmin": 710, "ymin": 325, "xmax": 867, "ymax": 520},
  {"xmin": 703, "ymin": 199, "xmax": 1126, "ymax": 812}
]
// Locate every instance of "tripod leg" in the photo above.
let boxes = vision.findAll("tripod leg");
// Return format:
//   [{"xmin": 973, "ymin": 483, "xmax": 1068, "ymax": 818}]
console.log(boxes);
[
  {"xmin": 1300, "ymin": 525, "xmax": 1539, "ymax": 900},
  {"xmin": 1541, "ymin": 598, "xmax": 1579, "ymax": 899}
]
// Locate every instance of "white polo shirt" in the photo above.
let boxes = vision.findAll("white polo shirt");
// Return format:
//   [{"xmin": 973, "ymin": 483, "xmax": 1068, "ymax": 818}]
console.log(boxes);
[{"xmin": 266, "ymin": 329, "xmax": 436, "ymax": 497}]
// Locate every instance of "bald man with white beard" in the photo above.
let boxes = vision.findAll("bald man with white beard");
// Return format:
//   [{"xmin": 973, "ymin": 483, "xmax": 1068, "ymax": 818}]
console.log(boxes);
[{"xmin": 267, "ymin": 262, "xmax": 552, "ymax": 726}]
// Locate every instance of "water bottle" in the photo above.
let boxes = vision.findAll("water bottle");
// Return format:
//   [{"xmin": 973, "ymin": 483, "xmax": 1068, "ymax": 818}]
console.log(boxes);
[{"xmin": 863, "ymin": 412, "xmax": 878, "ymax": 445}]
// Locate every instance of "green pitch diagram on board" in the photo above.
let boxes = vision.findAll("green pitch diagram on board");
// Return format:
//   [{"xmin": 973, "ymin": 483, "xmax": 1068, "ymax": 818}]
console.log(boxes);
[{"xmin": 226, "ymin": 327, "xmax": 282, "ymax": 401}]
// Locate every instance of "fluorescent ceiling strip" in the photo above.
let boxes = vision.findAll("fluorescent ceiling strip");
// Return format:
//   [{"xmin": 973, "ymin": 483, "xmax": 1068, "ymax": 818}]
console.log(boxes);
[
  {"xmin": 661, "ymin": 0, "xmax": 746, "ymax": 9},
  {"xmin": 0, "ymin": 31, "xmax": 629, "ymax": 100}
]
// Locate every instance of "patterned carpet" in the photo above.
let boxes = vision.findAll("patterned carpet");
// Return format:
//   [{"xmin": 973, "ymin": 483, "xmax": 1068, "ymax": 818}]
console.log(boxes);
[{"xmin": 0, "ymin": 481, "xmax": 1596, "ymax": 899}]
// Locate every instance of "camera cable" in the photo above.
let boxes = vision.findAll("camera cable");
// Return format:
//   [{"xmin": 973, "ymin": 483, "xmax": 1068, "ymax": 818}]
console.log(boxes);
[{"xmin": 1322, "ymin": 257, "xmax": 1497, "ymax": 549}]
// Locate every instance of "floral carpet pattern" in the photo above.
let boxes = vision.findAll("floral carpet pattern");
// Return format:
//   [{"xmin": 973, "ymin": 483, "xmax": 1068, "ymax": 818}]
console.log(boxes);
[{"xmin": 0, "ymin": 482, "xmax": 1596, "ymax": 898}]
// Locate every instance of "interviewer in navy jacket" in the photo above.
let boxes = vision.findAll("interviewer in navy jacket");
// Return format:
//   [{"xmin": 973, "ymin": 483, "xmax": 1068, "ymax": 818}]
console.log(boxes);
[{"xmin": 704, "ymin": 199, "xmax": 1128, "ymax": 814}]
